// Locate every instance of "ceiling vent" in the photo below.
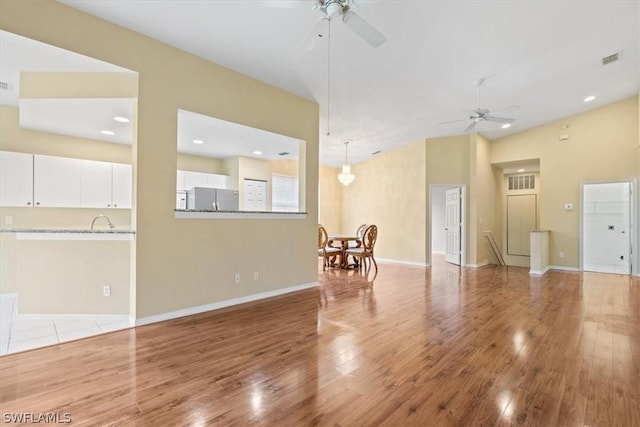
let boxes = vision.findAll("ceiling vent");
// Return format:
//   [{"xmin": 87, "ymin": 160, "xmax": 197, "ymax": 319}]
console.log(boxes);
[
  {"xmin": 602, "ymin": 52, "xmax": 621, "ymax": 66},
  {"xmin": 372, "ymin": 150, "xmax": 382, "ymax": 155},
  {"xmin": 0, "ymin": 81, "xmax": 12, "ymax": 91},
  {"xmin": 278, "ymin": 152, "xmax": 290, "ymax": 157}
]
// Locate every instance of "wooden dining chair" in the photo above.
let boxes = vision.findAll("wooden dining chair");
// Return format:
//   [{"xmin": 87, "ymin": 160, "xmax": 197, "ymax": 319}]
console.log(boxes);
[
  {"xmin": 345, "ymin": 224, "xmax": 378, "ymax": 272},
  {"xmin": 318, "ymin": 225, "xmax": 341, "ymax": 271}
]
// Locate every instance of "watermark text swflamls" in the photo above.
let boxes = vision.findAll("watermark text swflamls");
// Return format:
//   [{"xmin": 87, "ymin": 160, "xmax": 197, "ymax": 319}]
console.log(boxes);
[{"xmin": 3, "ymin": 412, "xmax": 71, "ymax": 424}]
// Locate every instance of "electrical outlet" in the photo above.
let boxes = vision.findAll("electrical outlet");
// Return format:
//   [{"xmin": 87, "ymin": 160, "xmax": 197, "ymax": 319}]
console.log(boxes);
[
  {"xmin": 559, "ymin": 251, "xmax": 565, "ymax": 258},
  {"xmin": 253, "ymin": 272, "xmax": 259, "ymax": 281},
  {"xmin": 235, "ymin": 273, "xmax": 241, "ymax": 284},
  {"xmin": 103, "ymin": 285, "xmax": 111, "ymax": 297}
]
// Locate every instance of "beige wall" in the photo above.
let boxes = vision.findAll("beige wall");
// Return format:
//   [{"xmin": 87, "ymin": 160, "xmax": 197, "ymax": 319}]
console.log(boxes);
[
  {"xmin": 491, "ymin": 96, "xmax": 639, "ymax": 268},
  {"xmin": 318, "ymin": 166, "xmax": 343, "ymax": 234},
  {"xmin": 17, "ymin": 240, "xmax": 130, "ymax": 314},
  {"xmin": 271, "ymin": 158, "xmax": 299, "ymax": 176},
  {"xmin": 426, "ymin": 135, "xmax": 471, "ymax": 265},
  {"xmin": 341, "ymin": 141, "xmax": 427, "ymax": 265},
  {"xmin": 1, "ymin": 0, "xmax": 319, "ymax": 319},
  {"xmin": 471, "ymin": 134, "xmax": 501, "ymax": 266},
  {"xmin": 177, "ymin": 153, "xmax": 226, "ymax": 175}
]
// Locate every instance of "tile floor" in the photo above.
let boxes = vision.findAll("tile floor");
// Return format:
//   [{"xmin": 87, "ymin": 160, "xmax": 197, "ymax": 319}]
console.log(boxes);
[{"xmin": 0, "ymin": 294, "xmax": 133, "ymax": 356}]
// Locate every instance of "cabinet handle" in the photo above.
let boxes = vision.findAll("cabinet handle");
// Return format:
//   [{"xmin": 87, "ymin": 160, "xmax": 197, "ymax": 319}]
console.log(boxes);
[
  {"xmin": 107, "ymin": 204, "xmax": 111, "ymax": 207},
  {"xmin": 36, "ymin": 202, "xmax": 40, "ymax": 206},
  {"xmin": 114, "ymin": 204, "xmax": 117, "ymax": 207},
  {"xmin": 27, "ymin": 202, "xmax": 31, "ymax": 206}
]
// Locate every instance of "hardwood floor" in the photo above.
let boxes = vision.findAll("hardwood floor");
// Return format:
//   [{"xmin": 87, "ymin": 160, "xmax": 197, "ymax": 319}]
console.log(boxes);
[{"xmin": 1, "ymin": 259, "xmax": 638, "ymax": 426}]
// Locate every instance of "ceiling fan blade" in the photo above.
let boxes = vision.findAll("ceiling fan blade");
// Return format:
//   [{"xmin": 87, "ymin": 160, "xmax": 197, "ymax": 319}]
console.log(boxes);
[
  {"xmin": 303, "ymin": 17, "xmax": 329, "ymax": 51},
  {"xmin": 492, "ymin": 104, "xmax": 521, "ymax": 114},
  {"xmin": 341, "ymin": 10, "xmax": 386, "ymax": 47},
  {"xmin": 438, "ymin": 118, "xmax": 469, "ymax": 125},
  {"xmin": 464, "ymin": 121, "xmax": 477, "ymax": 132},
  {"xmin": 484, "ymin": 115, "xmax": 515, "ymax": 124}
]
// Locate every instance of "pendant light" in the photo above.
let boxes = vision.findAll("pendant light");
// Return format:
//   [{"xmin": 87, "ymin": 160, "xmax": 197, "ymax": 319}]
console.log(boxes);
[{"xmin": 338, "ymin": 140, "xmax": 355, "ymax": 186}]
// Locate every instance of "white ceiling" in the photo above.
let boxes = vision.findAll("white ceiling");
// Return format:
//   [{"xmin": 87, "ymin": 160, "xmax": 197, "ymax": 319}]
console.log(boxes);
[{"xmin": 59, "ymin": 0, "xmax": 639, "ymax": 168}]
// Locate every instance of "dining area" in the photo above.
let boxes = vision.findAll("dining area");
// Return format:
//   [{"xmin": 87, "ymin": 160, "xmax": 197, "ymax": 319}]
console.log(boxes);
[{"xmin": 318, "ymin": 223, "xmax": 378, "ymax": 272}]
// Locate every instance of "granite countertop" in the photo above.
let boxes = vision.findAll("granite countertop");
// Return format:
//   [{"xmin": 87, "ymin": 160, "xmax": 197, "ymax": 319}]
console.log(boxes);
[
  {"xmin": 0, "ymin": 228, "xmax": 136, "ymax": 234},
  {"xmin": 174, "ymin": 209, "xmax": 307, "ymax": 214}
]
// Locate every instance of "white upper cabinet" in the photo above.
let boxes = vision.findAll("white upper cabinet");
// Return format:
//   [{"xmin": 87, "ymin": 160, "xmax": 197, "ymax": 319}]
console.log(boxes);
[
  {"xmin": 2, "ymin": 152, "xmax": 132, "ymax": 209},
  {"xmin": 177, "ymin": 170, "xmax": 228, "ymax": 191},
  {"xmin": 112, "ymin": 163, "xmax": 132, "ymax": 209},
  {"xmin": 34, "ymin": 154, "xmax": 82, "ymax": 208},
  {"xmin": 0, "ymin": 151, "xmax": 34, "ymax": 207},
  {"xmin": 80, "ymin": 159, "xmax": 113, "ymax": 208}
]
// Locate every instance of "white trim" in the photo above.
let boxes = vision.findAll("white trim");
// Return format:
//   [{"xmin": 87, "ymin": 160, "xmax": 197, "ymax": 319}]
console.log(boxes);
[
  {"xmin": 432, "ymin": 251, "xmax": 446, "ymax": 255},
  {"xmin": 0, "ymin": 292, "xmax": 17, "ymax": 301},
  {"xmin": 13, "ymin": 313, "xmax": 132, "ymax": 321},
  {"xmin": 549, "ymin": 265, "xmax": 581, "ymax": 272},
  {"xmin": 466, "ymin": 260, "xmax": 489, "ymax": 268},
  {"xmin": 175, "ymin": 211, "xmax": 307, "ymax": 220},
  {"xmin": 15, "ymin": 232, "xmax": 134, "ymax": 241},
  {"xmin": 376, "ymin": 258, "xmax": 429, "ymax": 267},
  {"xmin": 530, "ymin": 265, "xmax": 552, "ymax": 276},
  {"xmin": 135, "ymin": 282, "xmax": 318, "ymax": 327}
]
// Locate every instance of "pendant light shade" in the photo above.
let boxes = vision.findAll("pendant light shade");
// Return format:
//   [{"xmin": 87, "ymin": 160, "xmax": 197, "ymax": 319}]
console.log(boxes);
[{"xmin": 338, "ymin": 140, "xmax": 355, "ymax": 186}]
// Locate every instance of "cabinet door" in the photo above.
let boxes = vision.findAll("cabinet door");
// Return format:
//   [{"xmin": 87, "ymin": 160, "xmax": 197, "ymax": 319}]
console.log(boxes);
[
  {"xmin": 81, "ymin": 159, "xmax": 113, "ymax": 208},
  {"xmin": 112, "ymin": 163, "xmax": 132, "ymax": 209},
  {"xmin": 183, "ymin": 171, "xmax": 210, "ymax": 191},
  {"xmin": 34, "ymin": 155, "xmax": 82, "ymax": 207},
  {"xmin": 176, "ymin": 170, "xmax": 186, "ymax": 192},
  {"xmin": 0, "ymin": 151, "xmax": 34, "ymax": 207},
  {"xmin": 208, "ymin": 174, "xmax": 229, "ymax": 189}
]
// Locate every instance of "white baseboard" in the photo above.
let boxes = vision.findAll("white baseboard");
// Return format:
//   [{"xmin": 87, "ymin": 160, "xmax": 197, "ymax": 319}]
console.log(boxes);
[
  {"xmin": 549, "ymin": 265, "xmax": 581, "ymax": 272},
  {"xmin": 466, "ymin": 260, "xmax": 489, "ymax": 268},
  {"xmin": 530, "ymin": 265, "xmax": 552, "ymax": 276},
  {"xmin": 432, "ymin": 251, "xmax": 445, "ymax": 255},
  {"xmin": 376, "ymin": 258, "xmax": 430, "ymax": 268},
  {"xmin": 135, "ymin": 282, "xmax": 318, "ymax": 327},
  {"xmin": 14, "ymin": 313, "xmax": 131, "ymax": 321}
]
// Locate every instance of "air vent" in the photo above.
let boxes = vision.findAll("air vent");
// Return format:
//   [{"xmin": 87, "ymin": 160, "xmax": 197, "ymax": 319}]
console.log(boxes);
[
  {"xmin": 0, "ymin": 81, "xmax": 12, "ymax": 91},
  {"xmin": 278, "ymin": 152, "xmax": 290, "ymax": 157},
  {"xmin": 602, "ymin": 52, "xmax": 621, "ymax": 66},
  {"xmin": 372, "ymin": 150, "xmax": 382, "ymax": 155},
  {"xmin": 508, "ymin": 175, "xmax": 535, "ymax": 190}
]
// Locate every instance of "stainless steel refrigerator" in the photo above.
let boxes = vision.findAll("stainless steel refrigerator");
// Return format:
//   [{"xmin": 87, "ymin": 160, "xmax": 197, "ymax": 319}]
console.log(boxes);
[{"xmin": 187, "ymin": 187, "xmax": 239, "ymax": 211}]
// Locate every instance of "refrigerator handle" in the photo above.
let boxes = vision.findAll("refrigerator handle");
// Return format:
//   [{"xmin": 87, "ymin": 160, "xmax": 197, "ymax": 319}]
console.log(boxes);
[{"xmin": 215, "ymin": 201, "xmax": 220, "ymax": 211}]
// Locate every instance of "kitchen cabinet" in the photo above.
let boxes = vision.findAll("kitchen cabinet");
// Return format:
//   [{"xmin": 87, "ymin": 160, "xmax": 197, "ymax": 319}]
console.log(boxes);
[
  {"xmin": 112, "ymin": 163, "xmax": 132, "ymax": 208},
  {"xmin": 1, "ymin": 151, "xmax": 132, "ymax": 209},
  {"xmin": 80, "ymin": 160, "xmax": 132, "ymax": 208},
  {"xmin": 80, "ymin": 159, "xmax": 113, "ymax": 208},
  {"xmin": 34, "ymin": 154, "xmax": 82, "ymax": 207},
  {"xmin": 0, "ymin": 151, "xmax": 34, "ymax": 207}
]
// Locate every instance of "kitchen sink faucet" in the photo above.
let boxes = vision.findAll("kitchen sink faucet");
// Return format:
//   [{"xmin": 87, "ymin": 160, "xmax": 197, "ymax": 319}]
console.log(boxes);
[{"xmin": 90, "ymin": 215, "xmax": 115, "ymax": 230}]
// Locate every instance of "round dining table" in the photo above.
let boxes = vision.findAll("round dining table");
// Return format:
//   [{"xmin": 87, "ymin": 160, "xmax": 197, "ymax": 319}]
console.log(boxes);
[{"xmin": 328, "ymin": 235, "xmax": 360, "ymax": 269}]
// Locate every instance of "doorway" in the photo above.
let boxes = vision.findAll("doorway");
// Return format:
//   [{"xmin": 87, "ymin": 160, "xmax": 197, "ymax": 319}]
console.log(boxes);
[
  {"xmin": 430, "ymin": 185, "xmax": 465, "ymax": 267},
  {"xmin": 582, "ymin": 181, "xmax": 633, "ymax": 274}
]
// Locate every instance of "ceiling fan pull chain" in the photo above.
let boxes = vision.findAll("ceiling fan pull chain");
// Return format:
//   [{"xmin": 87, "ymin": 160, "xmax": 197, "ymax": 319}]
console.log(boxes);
[{"xmin": 326, "ymin": 18, "xmax": 331, "ymax": 136}]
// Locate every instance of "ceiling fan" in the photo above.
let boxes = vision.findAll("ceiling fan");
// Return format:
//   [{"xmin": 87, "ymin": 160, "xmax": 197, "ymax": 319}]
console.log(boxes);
[
  {"xmin": 267, "ymin": 0, "xmax": 386, "ymax": 48},
  {"xmin": 439, "ymin": 79, "xmax": 519, "ymax": 133}
]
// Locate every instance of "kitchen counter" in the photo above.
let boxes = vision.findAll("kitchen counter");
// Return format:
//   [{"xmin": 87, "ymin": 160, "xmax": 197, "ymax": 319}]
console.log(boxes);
[
  {"xmin": 174, "ymin": 210, "xmax": 307, "ymax": 220},
  {"xmin": 1, "ymin": 228, "xmax": 135, "ymax": 241}
]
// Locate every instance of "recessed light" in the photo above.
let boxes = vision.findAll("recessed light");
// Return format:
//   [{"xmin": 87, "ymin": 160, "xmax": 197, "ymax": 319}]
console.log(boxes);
[
  {"xmin": 113, "ymin": 116, "xmax": 130, "ymax": 123},
  {"xmin": 584, "ymin": 95, "xmax": 596, "ymax": 102},
  {"xmin": 517, "ymin": 168, "xmax": 526, "ymax": 173},
  {"xmin": 252, "ymin": 151, "xmax": 263, "ymax": 155},
  {"xmin": 192, "ymin": 139, "xmax": 204, "ymax": 144},
  {"xmin": 101, "ymin": 130, "xmax": 115, "ymax": 135},
  {"xmin": 501, "ymin": 123, "xmax": 511, "ymax": 129}
]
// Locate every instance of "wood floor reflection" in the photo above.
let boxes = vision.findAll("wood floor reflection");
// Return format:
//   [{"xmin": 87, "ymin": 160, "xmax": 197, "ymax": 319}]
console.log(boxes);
[{"xmin": 1, "ymin": 259, "xmax": 638, "ymax": 426}]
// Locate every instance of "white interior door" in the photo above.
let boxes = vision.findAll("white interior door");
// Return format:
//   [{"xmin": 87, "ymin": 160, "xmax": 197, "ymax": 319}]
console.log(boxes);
[
  {"xmin": 445, "ymin": 187, "xmax": 461, "ymax": 265},
  {"xmin": 243, "ymin": 179, "xmax": 267, "ymax": 211},
  {"xmin": 583, "ymin": 182, "xmax": 631, "ymax": 274}
]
